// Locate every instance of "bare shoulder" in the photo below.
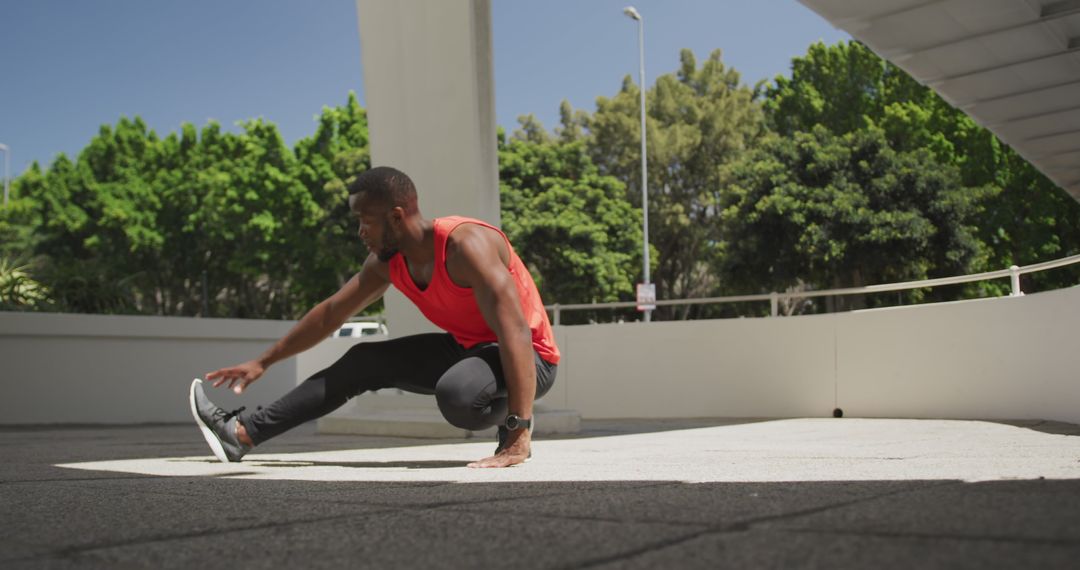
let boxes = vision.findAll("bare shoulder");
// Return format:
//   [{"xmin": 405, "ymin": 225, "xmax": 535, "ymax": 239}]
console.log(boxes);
[
  {"xmin": 444, "ymin": 223, "xmax": 512, "ymax": 289},
  {"xmin": 360, "ymin": 252, "xmax": 392, "ymax": 282},
  {"xmin": 446, "ymin": 223, "xmax": 508, "ymax": 264},
  {"xmin": 328, "ymin": 252, "xmax": 391, "ymax": 313}
]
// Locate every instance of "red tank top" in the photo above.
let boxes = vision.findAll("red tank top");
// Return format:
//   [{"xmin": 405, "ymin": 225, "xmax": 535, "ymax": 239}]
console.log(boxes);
[{"xmin": 388, "ymin": 216, "xmax": 560, "ymax": 364}]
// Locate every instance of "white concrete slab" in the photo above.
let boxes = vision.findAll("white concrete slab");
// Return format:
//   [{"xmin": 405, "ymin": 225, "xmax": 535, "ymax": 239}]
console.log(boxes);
[{"xmin": 57, "ymin": 419, "xmax": 1080, "ymax": 483}]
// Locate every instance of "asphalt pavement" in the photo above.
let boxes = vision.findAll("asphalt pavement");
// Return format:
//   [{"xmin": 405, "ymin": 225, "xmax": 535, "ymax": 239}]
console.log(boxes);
[{"xmin": 3, "ymin": 417, "xmax": 1080, "ymax": 569}]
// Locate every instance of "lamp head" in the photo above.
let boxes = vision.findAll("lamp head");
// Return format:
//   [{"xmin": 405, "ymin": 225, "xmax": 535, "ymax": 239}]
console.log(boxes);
[{"xmin": 623, "ymin": 6, "xmax": 642, "ymax": 20}]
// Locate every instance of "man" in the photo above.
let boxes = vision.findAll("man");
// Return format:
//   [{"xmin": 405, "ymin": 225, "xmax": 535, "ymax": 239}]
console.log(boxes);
[{"xmin": 191, "ymin": 166, "xmax": 559, "ymax": 469}]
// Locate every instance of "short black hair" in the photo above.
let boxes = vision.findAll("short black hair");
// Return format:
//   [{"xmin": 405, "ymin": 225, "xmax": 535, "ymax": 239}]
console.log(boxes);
[{"xmin": 347, "ymin": 166, "xmax": 418, "ymax": 214}]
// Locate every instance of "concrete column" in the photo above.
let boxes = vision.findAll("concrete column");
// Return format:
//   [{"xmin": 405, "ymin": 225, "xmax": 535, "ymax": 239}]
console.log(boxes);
[
  {"xmin": 356, "ymin": 0, "xmax": 500, "ymax": 339},
  {"xmin": 321, "ymin": 2, "xmax": 580, "ymax": 439}
]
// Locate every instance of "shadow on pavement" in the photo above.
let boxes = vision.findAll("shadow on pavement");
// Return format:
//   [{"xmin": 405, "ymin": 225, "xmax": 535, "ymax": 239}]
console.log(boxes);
[
  {"xmin": 3, "ymin": 476, "xmax": 1080, "ymax": 569},
  {"xmin": 990, "ymin": 419, "xmax": 1080, "ymax": 436},
  {"xmin": 171, "ymin": 458, "xmax": 468, "ymax": 469},
  {"xmin": 4, "ymin": 423, "xmax": 1080, "ymax": 568}
]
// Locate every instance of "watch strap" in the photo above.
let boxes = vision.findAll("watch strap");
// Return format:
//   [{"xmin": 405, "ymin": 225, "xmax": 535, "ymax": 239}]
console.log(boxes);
[{"xmin": 505, "ymin": 414, "xmax": 532, "ymax": 431}]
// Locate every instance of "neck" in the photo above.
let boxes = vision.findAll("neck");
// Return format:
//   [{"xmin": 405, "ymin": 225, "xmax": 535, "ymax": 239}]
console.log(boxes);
[{"xmin": 399, "ymin": 216, "xmax": 435, "ymax": 263}]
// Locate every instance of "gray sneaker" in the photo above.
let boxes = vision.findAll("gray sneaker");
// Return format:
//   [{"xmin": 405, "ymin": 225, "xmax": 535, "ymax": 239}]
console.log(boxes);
[{"xmin": 189, "ymin": 379, "xmax": 251, "ymax": 463}]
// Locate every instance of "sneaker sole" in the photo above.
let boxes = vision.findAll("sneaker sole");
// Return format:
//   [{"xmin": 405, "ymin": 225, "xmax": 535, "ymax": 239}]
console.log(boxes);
[{"xmin": 189, "ymin": 379, "xmax": 230, "ymax": 464}]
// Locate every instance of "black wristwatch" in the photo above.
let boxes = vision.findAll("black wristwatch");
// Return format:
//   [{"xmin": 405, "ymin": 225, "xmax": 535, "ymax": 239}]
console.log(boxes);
[{"xmin": 504, "ymin": 414, "xmax": 532, "ymax": 431}]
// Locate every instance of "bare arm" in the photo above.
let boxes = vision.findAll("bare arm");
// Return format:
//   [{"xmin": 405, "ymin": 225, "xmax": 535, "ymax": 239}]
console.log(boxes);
[
  {"xmin": 445, "ymin": 225, "xmax": 536, "ymax": 467},
  {"xmin": 205, "ymin": 253, "xmax": 390, "ymax": 393}
]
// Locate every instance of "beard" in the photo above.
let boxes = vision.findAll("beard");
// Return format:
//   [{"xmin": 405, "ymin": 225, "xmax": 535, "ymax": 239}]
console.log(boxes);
[
  {"xmin": 375, "ymin": 225, "xmax": 399, "ymax": 262},
  {"xmin": 376, "ymin": 247, "xmax": 399, "ymax": 262}
]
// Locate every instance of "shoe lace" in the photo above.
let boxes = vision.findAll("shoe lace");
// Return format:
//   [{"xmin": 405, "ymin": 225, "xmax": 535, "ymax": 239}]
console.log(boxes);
[{"xmin": 217, "ymin": 406, "xmax": 246, "ymax": 422}]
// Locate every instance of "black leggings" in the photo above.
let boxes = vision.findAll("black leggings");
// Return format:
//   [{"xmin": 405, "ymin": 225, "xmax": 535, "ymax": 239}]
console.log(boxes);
[{"xmin": 239, "ymin": 333, "xmax": 557, "ymax": 445}]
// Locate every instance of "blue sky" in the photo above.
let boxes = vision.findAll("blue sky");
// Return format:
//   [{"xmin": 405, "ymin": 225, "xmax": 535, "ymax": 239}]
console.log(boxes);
[{"xmin": 0, "ymin": 0, "xmax": 848, "ymax": 175}]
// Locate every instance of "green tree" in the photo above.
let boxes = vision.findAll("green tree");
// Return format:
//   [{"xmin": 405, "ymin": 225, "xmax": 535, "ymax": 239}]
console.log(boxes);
[
  {"xmin": 17, "ymin": 144, "xmax": 142, "ymax": 314},
  {"xmin": 766, "ymin": 41, "xmax": 1001, "ymax": 186},
  {"xmin": 719, "ymin": 126, "xmax": 991, "ymax": 312},
  {"xmin": 499, "ymin": 120, "xmax": 643, "ymax": 323},
  {"xmin": 985, "ymin": 151, "xmax": 1080, "ymax": 293},
  {"xmin": 291, "ymin": 91, "xmax": 376, "ymax": 313},
  {"xmin": 0, "ymin": 168, "xmax": 44, "ymax": 263},
  {"xmin": 10, "ymin": 95, "xmax": 374, "ymax": 319},
  {"xmin": 765, "ymin": 40, "xmax": 1080, "ymax": 293},
  {"xmin": 584, "ymin": 49, "xmax": 765, "ymax": 318},
  {"xmin": 764, "ymin": 41, "xmax": 887, "ymax": 137}
]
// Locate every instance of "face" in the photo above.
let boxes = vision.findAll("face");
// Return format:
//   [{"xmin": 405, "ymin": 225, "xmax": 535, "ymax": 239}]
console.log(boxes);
[{"xmin": 349, "ymin": 194, "xmax": 401, "ymax": 262}]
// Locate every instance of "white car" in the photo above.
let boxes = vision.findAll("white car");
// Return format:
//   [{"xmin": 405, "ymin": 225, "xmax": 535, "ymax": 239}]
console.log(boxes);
[{"xmin": 334, "ymin": 321, "xmax": 389, "ymax": 338}]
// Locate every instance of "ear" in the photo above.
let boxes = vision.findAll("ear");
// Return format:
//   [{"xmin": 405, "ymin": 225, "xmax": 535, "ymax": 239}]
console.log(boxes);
[{"xmin": 388, "ymin": 206, "xmax": 406, "ymax": 224}]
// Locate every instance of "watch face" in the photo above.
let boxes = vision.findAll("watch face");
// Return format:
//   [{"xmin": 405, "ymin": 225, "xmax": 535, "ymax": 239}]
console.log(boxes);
[{"xmin": 506, "ymin": 415, "xmax": 520, "ymax": 430}]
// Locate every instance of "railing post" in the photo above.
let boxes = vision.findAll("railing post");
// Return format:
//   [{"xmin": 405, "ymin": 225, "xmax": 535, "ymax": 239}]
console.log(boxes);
[
  {"xmin": 1009, "ymin": 265, "xmax": 1023, "ymax": 297},
  {"xmin": 553, "ymin": 304, "xmax": 561, "ymax": 326},
  {"xmin": 770, "ymin": 292, "xmax": 778, "ymax": 317}
]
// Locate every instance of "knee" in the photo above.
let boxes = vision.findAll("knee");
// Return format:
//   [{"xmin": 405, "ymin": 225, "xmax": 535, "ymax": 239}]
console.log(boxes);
[
  {"xmin": 434, "ymin": 380, "xmax": 463, "ymax": 409},
  {"xmin": 435, "ymin": 382, "xmax": 474, "ymax": 429},
  {"xmin": 436, "ymin": 381, "xmax": 499, "ymax": 431}
]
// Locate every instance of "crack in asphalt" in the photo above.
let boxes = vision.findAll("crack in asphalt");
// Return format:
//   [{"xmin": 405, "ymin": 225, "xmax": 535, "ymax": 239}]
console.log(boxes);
[
  {"xmin": 788, "ymin": 526, "xmax": 1080, "ymax": 547},
  {"xmin": 1, "ymin": 475, "xmax": 162, "ymax": 485},
  {"xmin": 0, "ymin": 510, "xmax": 396, "ymax": 565},
  {"xmin": 6, "ymin": 477, "xmax": 1074, "ymax": 567},
  {"xmin": 0, "ymin": 481, "xmax": 693, "ymax": 565},
  {"xmin": 560, "ymin": 481, "xmax": 962, "ymax": 570}
]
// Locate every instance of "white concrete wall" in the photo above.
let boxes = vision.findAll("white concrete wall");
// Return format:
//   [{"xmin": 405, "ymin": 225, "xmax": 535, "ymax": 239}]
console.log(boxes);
[
  {"xmin": 554, "ymin": 286, "xmax": 1080, "ymax": 424},
  {"xmin": 835, "ymin": 285, "xmax": 1080, "ymax": 423},
  {"xmin": 355, "ymin": 0, "xmax": 500, "ymax": 340},
  {"xmin": 0, "ymin": 312, "xmax": 298, "ymax": 424},
  {"xmin": 3, "ymin": 285, "xmax": 1077, "ymax": 424},
  {"xmin": 554, "ymin": 315, "xmax": 837, "ymax": 419}
]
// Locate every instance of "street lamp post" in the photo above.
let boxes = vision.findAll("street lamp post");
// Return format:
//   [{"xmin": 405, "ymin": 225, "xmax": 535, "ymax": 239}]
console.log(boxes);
[
  {"xmin": 623, "ymin": 6, "xmax": 652, "ymax": 322},
  {"xmin": 0, "ymin": 143, "xmax": 9, "ymax": 208}
]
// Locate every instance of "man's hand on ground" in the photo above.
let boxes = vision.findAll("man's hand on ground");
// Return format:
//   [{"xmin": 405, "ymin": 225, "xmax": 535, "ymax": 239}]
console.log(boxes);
[
  {"xmin": 468, "ymin": 429, "xmax": 530, "ymax": 468},
  {"xmin": 205, "ymin": 360, "xmax": 265, "ymax": 395}
]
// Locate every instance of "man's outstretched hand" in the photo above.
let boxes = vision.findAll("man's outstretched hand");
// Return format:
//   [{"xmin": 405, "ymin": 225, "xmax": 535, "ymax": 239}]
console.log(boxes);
[
  {"xmin": 205, "ymin": 360, "xmax": 265, "ymax": 395},
  {"xmin": 468, "ymin": 428, "xmax": 530, "ymax": 468}
]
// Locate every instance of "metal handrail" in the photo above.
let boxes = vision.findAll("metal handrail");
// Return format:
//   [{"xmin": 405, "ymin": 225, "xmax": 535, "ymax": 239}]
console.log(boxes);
[{"xmin": 544, "ymin": 253, "xmax": 1080, "ymax": 325}]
